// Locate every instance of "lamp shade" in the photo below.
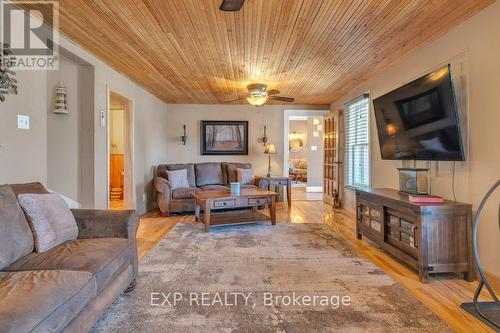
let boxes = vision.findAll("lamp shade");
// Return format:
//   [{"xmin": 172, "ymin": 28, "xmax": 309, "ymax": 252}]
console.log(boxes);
[{"xmin": 264, "ymin": 143, "xmax": 276, "ymax": 155}]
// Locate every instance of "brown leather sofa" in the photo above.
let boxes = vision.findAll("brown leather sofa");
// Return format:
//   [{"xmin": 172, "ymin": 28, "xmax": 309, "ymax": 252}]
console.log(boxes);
[
  {"xmin": 0, "ymin": 182, "xmax": 138, "ymax": 333},
  {"xmin": 154, "ymin": 162, "xmax": 270, "ymax": 216}
]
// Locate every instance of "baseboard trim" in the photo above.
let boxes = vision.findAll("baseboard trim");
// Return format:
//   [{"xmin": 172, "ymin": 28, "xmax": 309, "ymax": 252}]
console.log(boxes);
[{"xmin": 306, "ymin": 186, "xmax": 323, "ymax": 193}]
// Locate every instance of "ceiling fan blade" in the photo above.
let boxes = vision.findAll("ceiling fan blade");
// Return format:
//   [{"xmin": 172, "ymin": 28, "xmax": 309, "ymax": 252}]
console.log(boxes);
[
  {"xmin": 224, "ymin": 96, "xmax": 247, "ymax": 103},
  {"xmin": 220, "ymin": 0, "xmax": 246, "ymax": 11},
  {"xmin": 270, "ymin": 96, "xmax": 295, "ymax": 103},
  {"xmin": 267, "ymin": 89, "xmax": 280, "ymax": 96}
]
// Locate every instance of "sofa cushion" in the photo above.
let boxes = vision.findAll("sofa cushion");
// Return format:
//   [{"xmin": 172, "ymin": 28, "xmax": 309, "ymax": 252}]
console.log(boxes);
[
  {"xmin": 223, "ymin": 162, "xmax": 252, "ymax": 184},
  {"xmin": 236, "ymin": 168, "xmax": 255, "ymax": 185},
  {"xmin": 158, "ymin": 164, "xmax": 196, "ymax": 187},
  {"xmin": 195, "ymin": 162, "xmax": 224, "ymax": 186},
  {"xmin": 199, "ymin": 185, "xmax": 229, "ymax": 191},
  {"xmin": 5, "ymin": 238, "xmax": 135, "ymax": 293},
  {"xmin": 18, "ymin": 193, "xmax": 79, "ymax": 253},
  {"xmin": 0, "ymin": 270, "xmax": 96, "ymax": 333},
  {"xmin": 0, "ymin": 185, "xmax": 34, "ymax": 269},
  {"xmin": 172, "ymin": 187, "xmax": 201, "ymax": 199}
]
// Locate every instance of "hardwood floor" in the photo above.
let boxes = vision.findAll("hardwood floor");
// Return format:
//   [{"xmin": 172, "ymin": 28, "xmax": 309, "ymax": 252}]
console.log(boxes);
[
  {"xmin": 109, "ymin": 200, "xmax": 125, "ymax": 210},
  {"xmin": 291, "ymin": 186, "xmax": 323, "ymax": 201},
  {"xmin": 137, "ymin": 201, "xmax": 497, "ymax": 333}
]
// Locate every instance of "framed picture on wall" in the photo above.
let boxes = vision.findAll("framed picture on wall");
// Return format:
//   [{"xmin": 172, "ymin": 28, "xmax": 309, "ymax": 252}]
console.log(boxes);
[{"xmin": 200, "ymin": 121, "xmax": 248, "ymax": 155}]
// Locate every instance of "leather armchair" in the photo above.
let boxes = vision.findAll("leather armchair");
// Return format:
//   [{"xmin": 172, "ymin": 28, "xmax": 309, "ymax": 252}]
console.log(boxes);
[{"xmin": 154, "ymin": 177, "xmax": 172, "ymax": 216}]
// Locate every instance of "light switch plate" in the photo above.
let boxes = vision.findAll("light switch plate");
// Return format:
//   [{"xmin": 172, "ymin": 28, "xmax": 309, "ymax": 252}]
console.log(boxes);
[
  {"xmin": 17, "ymin": 115, "xmax": 30, "ymax": 129},
  {"xmin": 311, "ymin": 145, "xmax": 317, "ymax": 151}
]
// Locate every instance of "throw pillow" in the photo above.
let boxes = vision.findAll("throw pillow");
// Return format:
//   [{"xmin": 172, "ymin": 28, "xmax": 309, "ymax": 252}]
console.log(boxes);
[
  {"xmin": 17, "ymin": 193, "xmax": 79, "ymax": 253},
  {"xmin": 236, "ymin": 168, "xmax": 255, "ymax": 185},
  {"xmin": 166, "ymin": 168, "xmax": 190, "ymax": 189}
]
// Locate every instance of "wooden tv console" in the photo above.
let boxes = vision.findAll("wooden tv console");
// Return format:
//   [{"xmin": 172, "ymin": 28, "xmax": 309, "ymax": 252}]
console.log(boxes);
[{"xmin": 355, "ymin": 188, "xmax": 474, "ymax": 283}]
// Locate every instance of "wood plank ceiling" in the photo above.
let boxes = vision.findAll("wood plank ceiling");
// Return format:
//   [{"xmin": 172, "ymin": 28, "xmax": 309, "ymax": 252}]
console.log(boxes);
[{"xmin": 23, "ymin": 0, "xmax": 494, "ymax": 104}]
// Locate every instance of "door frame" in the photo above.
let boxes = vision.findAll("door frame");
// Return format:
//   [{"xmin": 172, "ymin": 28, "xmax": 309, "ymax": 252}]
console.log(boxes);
[
  {"xmin": 106, "ymin": 88, "xmax": 135, "ymax": 210},
  {"xmin": 283, "ymin": 109, "xmax": 329, "ymax": 192}
]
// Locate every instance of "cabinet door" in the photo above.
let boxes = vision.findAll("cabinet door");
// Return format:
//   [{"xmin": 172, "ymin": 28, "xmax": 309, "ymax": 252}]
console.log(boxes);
[
  {"xmin": 357, "ymin": 199, "xmax": 383, "ymax": 242},
  {"xmin": 384, "ymin": 207, "xmax": 418, "ymax": 259}
]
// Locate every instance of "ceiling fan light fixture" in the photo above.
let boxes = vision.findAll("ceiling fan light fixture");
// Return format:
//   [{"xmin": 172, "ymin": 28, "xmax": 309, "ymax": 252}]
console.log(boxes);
[{"xmin": 246, "ymin": 93, "xmax": 268, "ymax": 106}]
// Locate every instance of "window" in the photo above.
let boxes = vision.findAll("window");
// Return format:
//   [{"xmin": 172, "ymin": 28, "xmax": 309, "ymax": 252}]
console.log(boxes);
[{"xmin": 345, "ymin": 94, "xmax": 370, "ymax": 189}]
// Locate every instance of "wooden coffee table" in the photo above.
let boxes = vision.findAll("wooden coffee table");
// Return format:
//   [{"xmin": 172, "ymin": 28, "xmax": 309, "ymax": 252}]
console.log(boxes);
[{"xmin": 193, "ymin": 188, "xmax": 279, "ymax": 232}]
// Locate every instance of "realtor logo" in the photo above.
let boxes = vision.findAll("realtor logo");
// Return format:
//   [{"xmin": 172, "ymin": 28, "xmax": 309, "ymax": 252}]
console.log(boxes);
[{"xmin": 1, "ymin": 0, "xmax": 59, "ymax": 70}]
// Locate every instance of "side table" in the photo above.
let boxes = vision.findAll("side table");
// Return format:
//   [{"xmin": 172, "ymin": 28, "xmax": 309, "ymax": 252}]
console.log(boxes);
[{"xmin": 265, "ymin": 177, "xmax": 292, "ymax": 207}]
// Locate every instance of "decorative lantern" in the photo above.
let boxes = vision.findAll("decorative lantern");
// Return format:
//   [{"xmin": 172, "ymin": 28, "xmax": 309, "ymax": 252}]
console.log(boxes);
[{"xmin": 53, "ymin": 81, "xmax": 68, "ymax": 114}]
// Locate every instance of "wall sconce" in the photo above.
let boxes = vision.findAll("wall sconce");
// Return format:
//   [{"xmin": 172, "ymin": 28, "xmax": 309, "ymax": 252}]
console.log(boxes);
[
  {"xmin": 262, "ymin": 125, "xmax": 269, "ymax": 146},
  {"xmin": 181, "ymin": 124, "xmax": 187, "ymax": 145}
]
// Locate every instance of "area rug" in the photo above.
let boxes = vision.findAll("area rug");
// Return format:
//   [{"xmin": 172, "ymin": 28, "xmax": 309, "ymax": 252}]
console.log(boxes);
[{"xmin": 93, "ymin": 222, "xmax": 451, "ymax": 332}]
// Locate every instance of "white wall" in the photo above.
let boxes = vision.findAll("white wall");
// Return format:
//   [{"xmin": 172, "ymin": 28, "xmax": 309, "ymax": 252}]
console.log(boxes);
[
  {"xmin": 306, "ymin": 116, "xmax": 324, "ymax": 188},
  {"xmin": 60, "ymin": 37, "xmax": 170, "ymax": 214},
  {"xmin": 0, "ymin": 28, "xmax": 169, "ymax": 214},
  {"xmin": 47, "ymin": 55, "xmax": 81, "ymax": 201},
  {"xmin": 164, "ymin": 104, "xmax": 329, "ymax": 178},
  {"xmin": 110, "ymin": 109, "xmax": 125, "ymax": 154},
  {"xmin": 0, "ymin": 70, "xmax": 48, "ymax": 185},
  {"xmin": 331, "ymin": 1, "xmax": 500, "ymax": 276}
]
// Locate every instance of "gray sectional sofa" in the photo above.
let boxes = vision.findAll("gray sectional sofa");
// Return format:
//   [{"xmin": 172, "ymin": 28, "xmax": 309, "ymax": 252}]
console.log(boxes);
[{"xmin": 0, "ymin": 182, "xmax": 138, "ymax": 333}]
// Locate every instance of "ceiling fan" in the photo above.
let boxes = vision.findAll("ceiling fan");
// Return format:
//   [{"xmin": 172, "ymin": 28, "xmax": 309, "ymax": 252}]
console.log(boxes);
[
  {"xmin": 219, "ymin": 0, "xmax": 246, "ymax": 12},
  {"xmin": 226, "ymin": 84, "xmax": 295, "ymax": 106}
]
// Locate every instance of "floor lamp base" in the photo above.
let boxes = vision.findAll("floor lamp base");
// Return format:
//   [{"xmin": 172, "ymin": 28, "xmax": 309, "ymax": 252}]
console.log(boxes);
[{"xmin": 461, "ymin": 302, "xmax": 500, "ymax": 331}]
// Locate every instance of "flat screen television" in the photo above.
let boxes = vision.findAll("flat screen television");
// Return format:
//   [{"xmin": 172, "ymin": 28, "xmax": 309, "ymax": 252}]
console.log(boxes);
[{"xmin": 373, "ymin": 65, "xmax": 465, "ymax": 161}]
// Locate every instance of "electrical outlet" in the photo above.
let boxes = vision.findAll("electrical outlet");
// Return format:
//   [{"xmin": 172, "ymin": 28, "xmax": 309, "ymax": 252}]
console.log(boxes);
[{"xmin": 17, "ymin": 115, "xmax": 30, "ymax": 129}]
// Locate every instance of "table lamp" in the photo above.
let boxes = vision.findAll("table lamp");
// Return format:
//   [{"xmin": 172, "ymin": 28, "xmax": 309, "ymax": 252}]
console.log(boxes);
[{"xmin": 264, "ymin": 143, "xmax": 276, "ymax": 177}]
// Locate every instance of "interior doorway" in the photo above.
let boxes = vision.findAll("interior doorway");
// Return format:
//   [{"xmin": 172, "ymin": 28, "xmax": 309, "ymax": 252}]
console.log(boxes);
[
  {"xmin": 108, "ymin": 90, "xmax": 134, "ymax": 210},
  {"xmin": 284, "ymin": 110, "xmax": 329, "ymax": 201}
]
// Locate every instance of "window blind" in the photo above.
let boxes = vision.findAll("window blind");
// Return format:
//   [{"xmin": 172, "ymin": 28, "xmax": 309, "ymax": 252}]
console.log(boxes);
[{"xmin": 345, "ymin": 94, "xmax": 370, "ymax": 189}]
